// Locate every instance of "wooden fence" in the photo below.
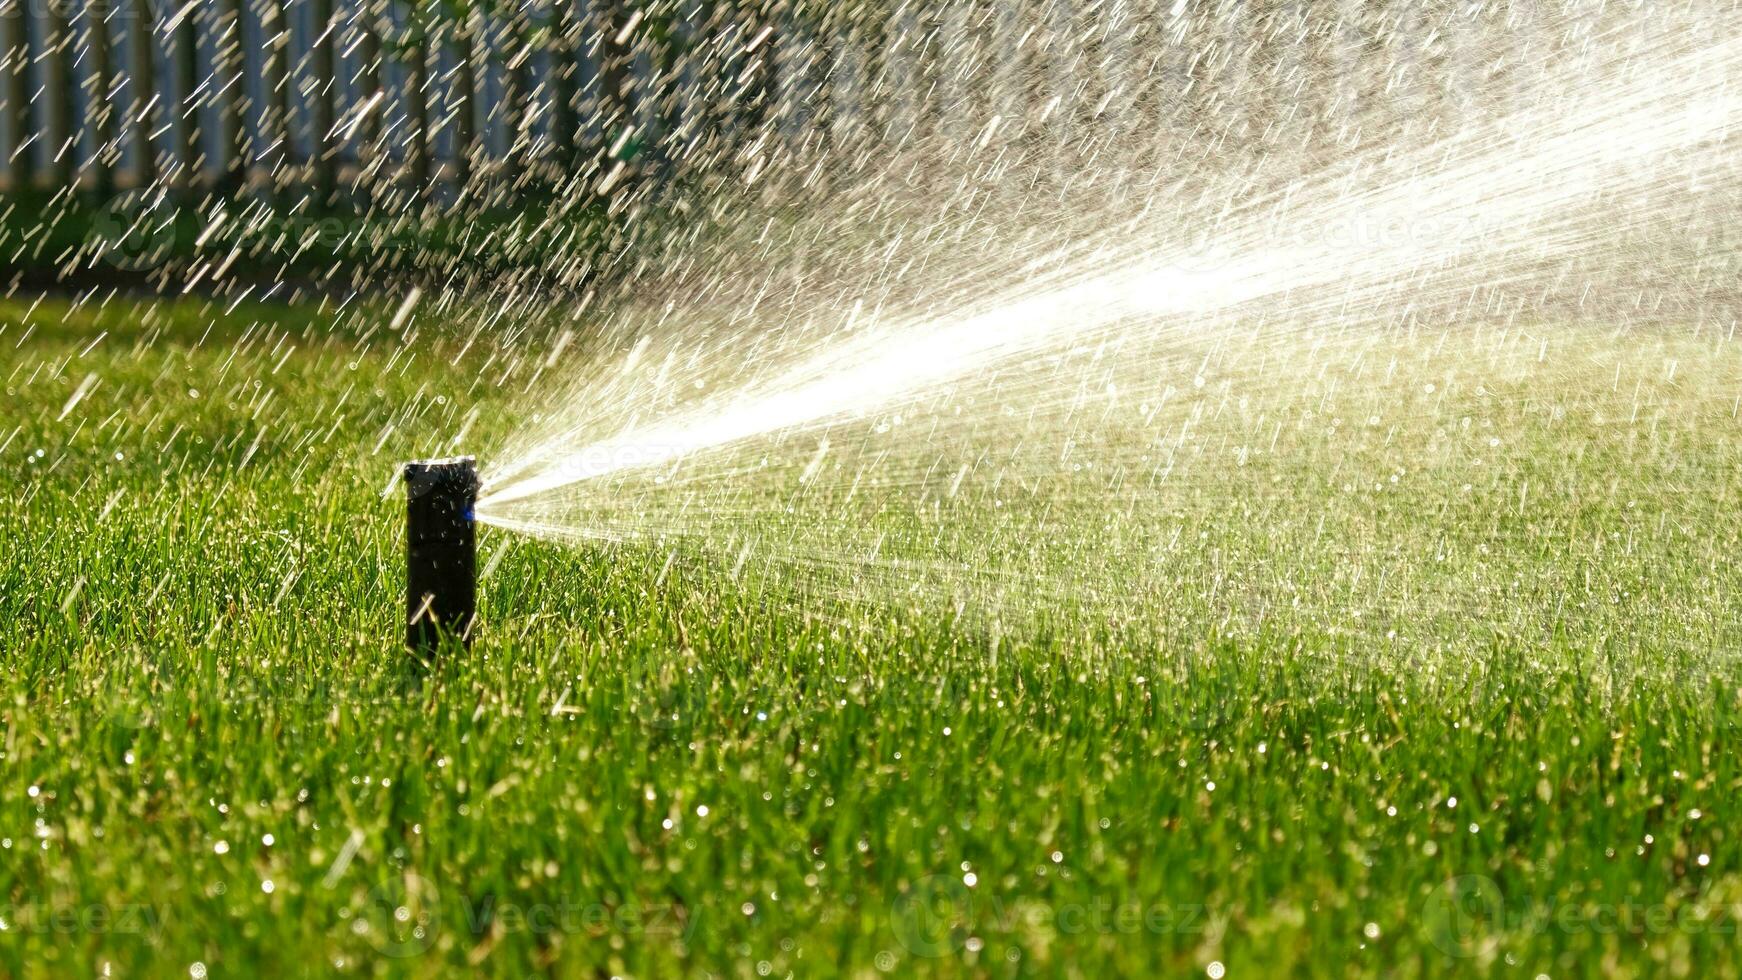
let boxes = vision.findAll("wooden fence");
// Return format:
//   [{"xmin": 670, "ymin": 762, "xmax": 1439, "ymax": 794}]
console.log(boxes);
[
  {"xmin": 0, "ymin": 1, "xmax": 1573, "ymax": 203},
  {"xmin": 0, "ymin": 0, "xmax": 796, "ymax": 199}
]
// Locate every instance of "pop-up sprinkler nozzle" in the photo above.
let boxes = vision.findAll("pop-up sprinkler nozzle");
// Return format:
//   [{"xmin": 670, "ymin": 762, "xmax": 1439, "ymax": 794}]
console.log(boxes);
[{"xmin": 404, "ymin": 457, "xmax": 478, "ymax": 652}]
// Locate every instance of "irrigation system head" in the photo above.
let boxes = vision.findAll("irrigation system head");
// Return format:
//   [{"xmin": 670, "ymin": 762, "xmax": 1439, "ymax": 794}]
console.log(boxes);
[{"xmin": 405, "ymin": 457, "xmax": 478, "ymax": 653}]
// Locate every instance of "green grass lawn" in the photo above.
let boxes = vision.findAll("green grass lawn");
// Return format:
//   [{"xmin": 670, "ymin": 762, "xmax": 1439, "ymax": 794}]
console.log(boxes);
[{"xmin": 6, "ymin": 296, "xmax": 1742, "ymax": 978}]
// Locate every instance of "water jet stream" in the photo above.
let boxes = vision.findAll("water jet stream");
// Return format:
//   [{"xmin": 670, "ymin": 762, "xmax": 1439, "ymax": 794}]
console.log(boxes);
[{"xmin": 481, "ymin": 28, "xmax": 1742, "ymax": 516}]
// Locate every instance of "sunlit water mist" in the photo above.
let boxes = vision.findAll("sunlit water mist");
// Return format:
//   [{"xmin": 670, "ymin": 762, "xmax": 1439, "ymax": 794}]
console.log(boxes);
[{"xmin": 476, "ymin": 6, "xmax": 1742, "ymax": 648}]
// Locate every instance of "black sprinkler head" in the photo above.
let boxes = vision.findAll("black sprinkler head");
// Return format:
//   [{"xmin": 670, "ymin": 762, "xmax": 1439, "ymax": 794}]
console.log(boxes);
[{"xmin": 404, "ymin": 457, "xmax": 479, "ymax": 652}]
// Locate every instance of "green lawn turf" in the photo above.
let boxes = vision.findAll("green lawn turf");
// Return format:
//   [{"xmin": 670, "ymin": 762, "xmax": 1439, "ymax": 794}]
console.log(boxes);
[{"xmin": 5, "ymin": 296, "xmax": 1742, "ymax": 978}]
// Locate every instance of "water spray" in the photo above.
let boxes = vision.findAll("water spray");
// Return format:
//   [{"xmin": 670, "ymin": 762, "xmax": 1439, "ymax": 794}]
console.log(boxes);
[
  {"xmin": 480, "ymin": 27, "xmax": 1742, "ymax": 515},
  {"xmin": 404, "ymin": 457, "xmax": 479, "ymax": 652}
]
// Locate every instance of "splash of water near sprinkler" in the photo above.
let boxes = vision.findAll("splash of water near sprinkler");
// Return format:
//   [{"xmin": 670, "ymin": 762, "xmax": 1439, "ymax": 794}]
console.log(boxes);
[
  {"xmin": 479, "ymin": 28, "xmax": 1742, "ymax": 518},
  {"xmin": 469, "ymin": 8, "xmax": 1741, "ymax": 650}
]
